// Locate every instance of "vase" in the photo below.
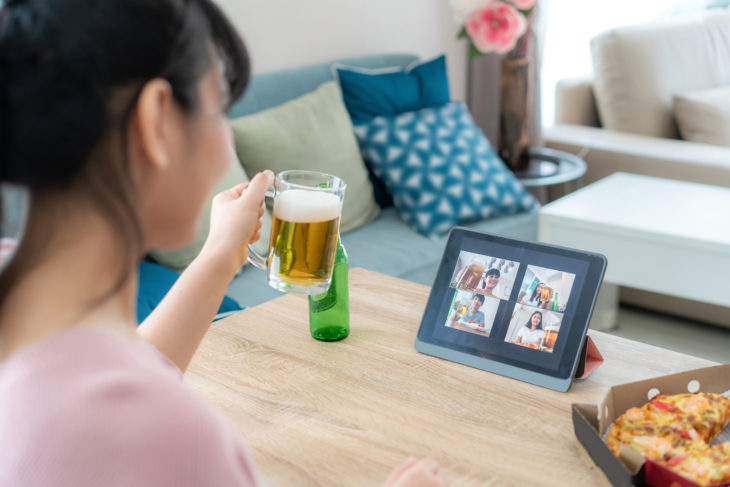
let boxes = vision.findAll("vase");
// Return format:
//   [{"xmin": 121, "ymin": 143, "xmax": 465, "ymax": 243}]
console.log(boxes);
[
  {"xmin": 497, "ymin": 55, "xmax": 533, "ymax": 172},
  {"xmin": 496, "ymin": 2, "xmax": 542, "ymax": 173}
]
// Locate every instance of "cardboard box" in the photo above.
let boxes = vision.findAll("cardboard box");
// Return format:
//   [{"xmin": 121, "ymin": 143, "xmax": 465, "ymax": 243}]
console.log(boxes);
[{"xmin": 572, "ymin": 363, "xmax": 730, "ymax": 487}]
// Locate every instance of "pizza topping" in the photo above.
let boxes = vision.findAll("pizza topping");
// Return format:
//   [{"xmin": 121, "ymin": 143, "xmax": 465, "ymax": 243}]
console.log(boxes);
[
  {"xmin": 667, "ymin": 454, "xmax": 690, "ymax": 467},
  {"xmin": 684, "ymin": 396, "xmax": 709, "ymax": 412},
  {"xmin": 674, "ymin": 428, "xmax": 700, "ymax": 441},
  {"xmin": 651, "ymin": 400, "xmax": 679, "ymax": 412}
]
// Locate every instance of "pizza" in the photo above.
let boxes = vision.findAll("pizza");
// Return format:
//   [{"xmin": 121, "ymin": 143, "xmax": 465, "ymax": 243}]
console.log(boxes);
[{"xmin": 605, "ymin": 392, "xmax": 730, "ymax": 486}]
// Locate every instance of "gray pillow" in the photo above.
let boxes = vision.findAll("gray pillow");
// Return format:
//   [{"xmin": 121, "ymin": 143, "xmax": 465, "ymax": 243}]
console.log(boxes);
[{"xmin": 230, "ymin": 81, "xmax": 380, "ymax": 233}]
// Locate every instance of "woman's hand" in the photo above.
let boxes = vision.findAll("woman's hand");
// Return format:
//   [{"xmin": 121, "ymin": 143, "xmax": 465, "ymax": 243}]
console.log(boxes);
[
  {"xmin": 200, "ymin": 170, "xmax": 274, "ymax": 274},
  {"xmin": 382, "ymin": 457, "xmax": 447, "ymax": 487}
]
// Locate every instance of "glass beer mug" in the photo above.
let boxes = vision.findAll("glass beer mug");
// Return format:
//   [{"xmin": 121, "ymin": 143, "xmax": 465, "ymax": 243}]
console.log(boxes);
[{"xmin": 248, "ymin": 170, "xmax": 346, "ymax": 295}]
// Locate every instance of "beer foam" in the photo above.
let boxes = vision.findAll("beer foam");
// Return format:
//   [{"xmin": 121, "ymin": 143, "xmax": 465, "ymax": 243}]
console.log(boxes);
[{"xmin": 274, "ymin": 189, "xmax": 341, "ymax": 223}]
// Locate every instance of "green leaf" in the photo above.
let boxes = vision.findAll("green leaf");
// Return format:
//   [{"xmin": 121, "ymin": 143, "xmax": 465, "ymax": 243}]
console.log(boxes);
[
  {"xmin": 457, "ymin": 26, "xmax": 468, "ymax": 39},
  {"xmin": 469, "ymin": 43, "xmax": 483, "ymax": 59}
]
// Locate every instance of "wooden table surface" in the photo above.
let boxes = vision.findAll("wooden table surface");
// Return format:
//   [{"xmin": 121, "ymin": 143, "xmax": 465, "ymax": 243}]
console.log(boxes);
[{"xmin": 185, "ymin": 268, "xmax": 716, "ymax": 487}]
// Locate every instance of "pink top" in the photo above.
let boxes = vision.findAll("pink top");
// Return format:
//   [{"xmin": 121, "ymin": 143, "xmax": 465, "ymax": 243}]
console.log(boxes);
[{"xmin": 0, "ymin": 327, "xmax": 260, "ymax": 487}]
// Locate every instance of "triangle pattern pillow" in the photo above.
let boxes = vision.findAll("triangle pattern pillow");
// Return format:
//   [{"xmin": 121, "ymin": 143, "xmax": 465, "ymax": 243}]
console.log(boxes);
[{"xmin": 353, "ymin": 102, "xmax": 538, "ymax": 238}]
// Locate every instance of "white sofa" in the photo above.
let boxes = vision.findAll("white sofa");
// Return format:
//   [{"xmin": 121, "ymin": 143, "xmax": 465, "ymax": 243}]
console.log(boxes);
[
  {"xmin": 545, "ymin": 9, "xmax": 730, "ymax": 188},
  {"xmin": 543, "ymin": 10, "xmax": 730, "ymax": 327}
]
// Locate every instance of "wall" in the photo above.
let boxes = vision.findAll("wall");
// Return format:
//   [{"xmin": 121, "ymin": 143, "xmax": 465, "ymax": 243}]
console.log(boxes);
[{"xmin": 215, "ymin": 0, "xmax": 468, "ymax": 101}]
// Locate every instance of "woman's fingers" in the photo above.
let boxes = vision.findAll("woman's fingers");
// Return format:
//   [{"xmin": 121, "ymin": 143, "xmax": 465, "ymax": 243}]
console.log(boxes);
[{"xmin": 383, "ymin": 457, "xmax": 417, "ymax": 486}]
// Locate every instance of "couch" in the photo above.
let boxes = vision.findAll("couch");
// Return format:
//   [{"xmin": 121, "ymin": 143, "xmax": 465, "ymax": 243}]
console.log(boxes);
[
  {"xmin": 543, "ymin": 10, "xmax": 730, "ymax": 327},
  {"xmin": 544, "ymin": 10, "xmax": 730, "ymax": 189},
  {"xmin": 223, "ymin": 53, "xmax": 538, "ymax": 308}
]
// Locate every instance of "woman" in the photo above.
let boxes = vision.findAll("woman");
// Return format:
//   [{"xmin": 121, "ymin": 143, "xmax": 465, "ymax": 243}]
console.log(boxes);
[
  {"xmin": 515, "ymin": 311, "xmax": 544, "ymax": 346},
  {"xmin": 0, "ymin": 1, "xmax": 445, "ymax": 485},
  {"xmin": 520, "ymin": 282, "xmax": 543, "ymax": 307}
]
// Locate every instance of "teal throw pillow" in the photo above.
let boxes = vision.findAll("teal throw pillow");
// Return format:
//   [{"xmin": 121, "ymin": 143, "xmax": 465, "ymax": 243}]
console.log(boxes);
[
  {"xmin": 353, "ymin": 102, "xmax": 539, "ymax": 238},
  {"xmin": 334, "ymin": 55, "xmax": 450, "ymax": 124}
]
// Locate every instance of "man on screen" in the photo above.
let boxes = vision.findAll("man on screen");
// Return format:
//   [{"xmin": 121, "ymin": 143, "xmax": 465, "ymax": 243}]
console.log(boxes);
[
  {"xmin": 478, "ymin": 268, "xmax": 500, "ymax": 297},
  {"xmin": 454, "ymin": 294, "xmax": 486, "ymax": 327}
]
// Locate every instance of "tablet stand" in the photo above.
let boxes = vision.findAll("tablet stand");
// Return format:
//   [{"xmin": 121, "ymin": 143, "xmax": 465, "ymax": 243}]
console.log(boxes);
[{"xmin": 574, "ymin": 335, "xmax": 604, "ymax": 380}]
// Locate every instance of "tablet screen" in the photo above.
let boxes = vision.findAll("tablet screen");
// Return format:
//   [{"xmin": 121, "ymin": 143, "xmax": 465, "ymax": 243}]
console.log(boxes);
[{"xmin": 417, "ymin": 228, "xmax": 606, "ymax": 381}]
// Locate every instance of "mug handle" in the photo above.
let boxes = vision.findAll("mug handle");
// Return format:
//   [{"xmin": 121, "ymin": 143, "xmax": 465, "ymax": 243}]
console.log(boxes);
[{"xmin": 247, "ymin": 187, "xmax": 275, "ymax": 271}]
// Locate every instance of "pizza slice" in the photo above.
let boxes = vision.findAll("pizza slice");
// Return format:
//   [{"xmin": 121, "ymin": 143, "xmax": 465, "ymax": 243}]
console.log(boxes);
[
  {"xmin": 605, "ymin": 392, "xmax": 730, "ymax": 487},
  {"xmin": 648, "ymin": 393, "xmax": 730, "ymax": 443}
]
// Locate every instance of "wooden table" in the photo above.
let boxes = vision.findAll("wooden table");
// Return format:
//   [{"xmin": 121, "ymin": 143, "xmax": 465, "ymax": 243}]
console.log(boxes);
[{"xmin": 185, "ymin": 268, "xmax": 715, "ymax": 487}]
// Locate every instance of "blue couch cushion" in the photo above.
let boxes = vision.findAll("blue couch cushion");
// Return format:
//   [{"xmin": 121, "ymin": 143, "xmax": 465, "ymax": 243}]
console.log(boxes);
[
  {"xmin": 353, "ymin": 102, "xmax": 539, "ymax": 238},
  {"xmin": 342, "ymin": 207, "xmax": 539, "ymax": 287},
  {"xmin": 229, "ymin": 53, "xmax": 419, "ymax": 119},
  {"xmin": 335, "ymin": 55, "xmax": 450, "ymax": 124},
  {"xmin": 137, "ymin": 261, "xmax": 242, "ymax": 323}
]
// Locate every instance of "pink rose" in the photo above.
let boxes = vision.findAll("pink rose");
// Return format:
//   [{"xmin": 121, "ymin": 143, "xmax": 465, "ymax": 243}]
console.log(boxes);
[
  {"xmin": 509, "ymin": 0, "xmax": 536, "ymax": 9},
  {"xmin": 466, "ymin": 1, "xmax": 527, "ymax": 55}
]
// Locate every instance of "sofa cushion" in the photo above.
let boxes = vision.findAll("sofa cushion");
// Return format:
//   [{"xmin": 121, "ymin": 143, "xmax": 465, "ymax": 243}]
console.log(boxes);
[
  {"xmin": 230, "ymin": 81, "xmax": 380, "ymax": 234},
  {"xmin": 148, "ymin": 153, "xmax": 271, "ymax": 272},
  {"xmin": 137, "ymin": 261, "xmax": 242, "ymax": 323},
  {"xmin": 673, "ymin": 86, "xmax": 730, "ymax": 147},
  {"xmin": 229, "ymin": 53, "xmax": 419, "ymax": 119},
  {"xmin": 353, "ymin": 102, "xmax": 538, "ymax": 238},
  {"xmin": 590, "ymin": 10, "xmax": 730, "ymax": 138},
  {"xmin": 334, "ymin": 55, "xmax": 450, "ymax": 124}
]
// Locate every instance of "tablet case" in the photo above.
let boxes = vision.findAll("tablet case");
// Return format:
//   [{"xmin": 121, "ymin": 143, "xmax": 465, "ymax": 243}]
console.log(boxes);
[{"xmin": 574, "ymin": 336, "xmax": 603, "ymax": 380}]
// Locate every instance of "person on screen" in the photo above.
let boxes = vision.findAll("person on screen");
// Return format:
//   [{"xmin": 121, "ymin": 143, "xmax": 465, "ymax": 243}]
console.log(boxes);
[
  {"xmin": 478, "ymin": 268, "xmax": 500, "ymax": 296},
  {"xmin": 521, "ymin": 282, "xmax": 544, "ymax": 306},
  {"xmin": 463, "ymin": 294, "xmax": 486, "ymax": 327},
  {"xmin": 0, "ymin": 2, "xmax": 446, "ymax": 486},
  {"xmin": 515, "ymin": 311, "xmax": 545, "ymax": 346}
]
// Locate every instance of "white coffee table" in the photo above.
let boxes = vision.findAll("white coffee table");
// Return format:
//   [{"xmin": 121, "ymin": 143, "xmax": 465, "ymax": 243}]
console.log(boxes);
[{"xmin": 538, "ymin": 172, "xmax": 730, "ymax": 330}]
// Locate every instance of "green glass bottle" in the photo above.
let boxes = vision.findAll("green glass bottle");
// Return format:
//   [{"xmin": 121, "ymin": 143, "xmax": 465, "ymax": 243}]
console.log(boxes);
[{"xmin": 308, "ymin": 235, "xmax": 349, "ymax": 341}]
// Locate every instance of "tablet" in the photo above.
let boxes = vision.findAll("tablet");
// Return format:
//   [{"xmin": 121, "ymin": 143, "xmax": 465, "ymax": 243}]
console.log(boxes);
[{"xmin": 414, "ymin": 228, "xmax": 607, "ymax": 392}]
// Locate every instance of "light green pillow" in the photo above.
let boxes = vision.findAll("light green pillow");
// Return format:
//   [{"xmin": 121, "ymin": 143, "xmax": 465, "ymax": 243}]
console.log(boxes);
[
  {"xmin": 149, "ymin": 153, "xmax": 272, "ymax": 272},
  {"xmin": 230, "ymin": 81, "xmax": 380, "ymax": 233}
]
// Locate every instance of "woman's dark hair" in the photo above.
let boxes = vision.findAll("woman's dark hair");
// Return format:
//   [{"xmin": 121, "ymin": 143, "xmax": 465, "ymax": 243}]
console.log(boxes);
[
  {"xmin": 485, "ymin": 268, "xmax": 500, "ymax": 278},
  {"xmin": 0, "ymin": 0, "xmax": 249, "ymax": 305},
  {"xmin": 524, "ymin": 311, "xmax": 543, "ymax": 330}
]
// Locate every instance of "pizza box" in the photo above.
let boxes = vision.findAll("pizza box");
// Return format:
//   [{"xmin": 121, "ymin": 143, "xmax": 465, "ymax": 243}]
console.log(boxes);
[{"xmin": 572, "ymin": 363, "xmax": 730, "ymax": 487}]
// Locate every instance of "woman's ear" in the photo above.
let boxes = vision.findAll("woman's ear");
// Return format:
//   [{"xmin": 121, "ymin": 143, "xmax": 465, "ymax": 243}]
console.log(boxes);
[{"xmin": 129, "ymin": 78, "xmax": 178, "ymax": 172}]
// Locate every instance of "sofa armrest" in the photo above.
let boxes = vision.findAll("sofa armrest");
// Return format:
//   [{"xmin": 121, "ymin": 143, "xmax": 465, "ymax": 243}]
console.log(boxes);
[
  {"xmin": 544, "ymin": 123, "xmax": 730, "ymax": 188},
  {"xmin": 554, "ymin": 77, "xmax": 600, "ymax": 127}
]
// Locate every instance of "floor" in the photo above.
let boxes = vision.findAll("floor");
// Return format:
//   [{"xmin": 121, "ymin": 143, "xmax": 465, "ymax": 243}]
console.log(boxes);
[{"xmin": 607, "ymin": 304, "xmax": 730, "ymax": 364}]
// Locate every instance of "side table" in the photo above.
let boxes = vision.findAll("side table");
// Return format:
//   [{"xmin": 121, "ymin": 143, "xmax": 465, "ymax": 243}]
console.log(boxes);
[{"xmin": 514, "ymin": 147, "xmax": 587, "ymax": 204}]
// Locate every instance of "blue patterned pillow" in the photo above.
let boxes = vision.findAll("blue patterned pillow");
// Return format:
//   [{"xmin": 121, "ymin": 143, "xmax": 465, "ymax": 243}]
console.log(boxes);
[{"xmin": 353, "ymin": 102, "xmax": 538, "ymax": 238}]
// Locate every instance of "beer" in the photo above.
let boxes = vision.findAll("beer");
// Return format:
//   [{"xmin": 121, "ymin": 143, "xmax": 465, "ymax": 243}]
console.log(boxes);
[
  {"xmin": 543, "ymin": 329, "xmax": 558, "ymax": 350},
  {"xmin": 268, "ymin": 189, "xmax": 341, "ymax": 292},
  {"xmin": 457, "ymin": 264, "xmax": 484, "ymax": 290}
]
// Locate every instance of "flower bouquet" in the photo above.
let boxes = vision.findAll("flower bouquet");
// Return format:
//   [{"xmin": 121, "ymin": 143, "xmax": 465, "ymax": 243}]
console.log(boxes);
[{"xmin": 451, "ymin": 0, "xmax": 536, "ymax": 57}]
